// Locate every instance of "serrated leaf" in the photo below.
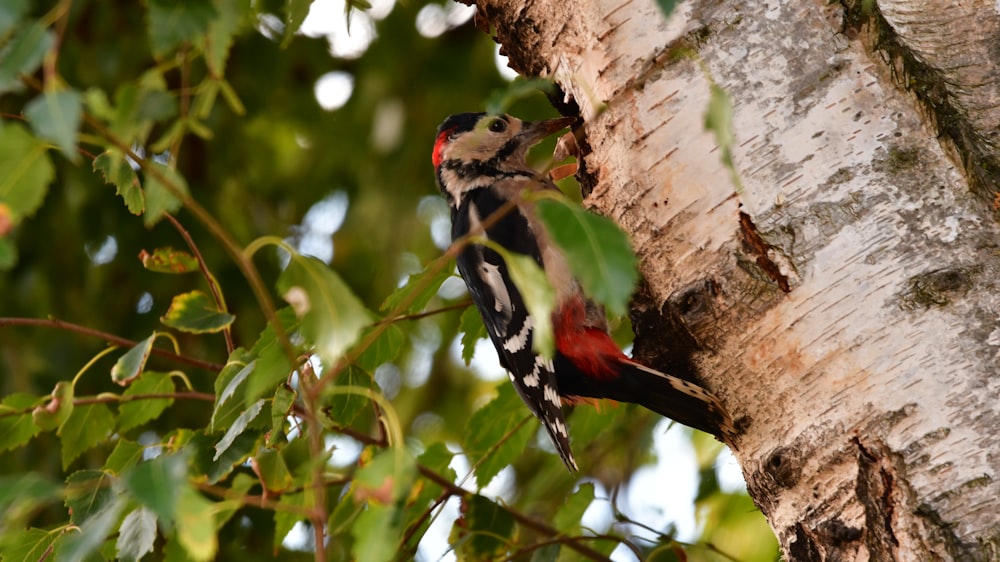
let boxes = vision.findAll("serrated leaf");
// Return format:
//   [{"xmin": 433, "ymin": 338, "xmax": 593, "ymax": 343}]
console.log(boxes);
[
  {"xmin": 175, "ymin": 487, "xmax": 217, "ymax": 561},
  {"xmin": 161, "ymin": 290, "xmax": 235, "ymax": 333},
  {"xmin": 93, "ymin": 149, "xmax": 144, "ymax": 214},
  {"xmin": 278, "ymin": 254, "xmax": 371, "ymax": 366},
  {"xmin": 0, "ymin": 392, "xmax": 41, "ymax": 452},
  {"xmin": 111, "ymin": 334, "xmax": 155, "ymax": 385},
  {"xmin": 451, "ymin": 494, "xmax": 516, "ymax": 561},
  {"xmin": 146, "ymin": 0, "xmax": 217, "ymax": 56},
  {"xmin": 380, "ymin": 265, "xmax": 452, "ymax": 313},
  {"xmin": 267, "ymin": 384, "xmax": 295, "ymax": 447},
  {"xmin": 117, "ymin": 507, "xmax": 157, "ymax": 562},
  {"xmin": 139, "ymin": 246, "xmax": 199, "ymax": 273},
  {"xmin": 119, "ymin": 370, "xmax": 175, "ymax": 432},
  {"xmin": 0, "ymin": 121, "xmax": 55, "ymax": 222},
  {"xmin": 354, "ymin": 323, "xmax": 404, "ymax": 371},
  {"xmin": 64, "ymin": 470, "xmax": 116, "ymax": 525},
  {"xmin": 0, "ymin": 528, "xmax": 57, "ymax": 562},
  {"xmin": 282, "ymin": 0, "xmax": 312, "ymax": 47},
  {"xmin": 458, "ymin": 305, "xmax": 486, "ymax": 365},
  {"xmin": 320, "ymin": 365, "xmax": 375, "ymax": 428},
  {"xmin": 463, "ymin": 383, "xmax": 534, "ymax": 488},
  {"xmin": 212, "ymin": 358, "xmax": 254, "ymax": 431},
  {"xmin": 488, "ymin": 244, "xmax": 555, "ymax": 357},
  {"xmin": 243, "ymin": 308, "xmax": 296, "ymax": 406},
  {"xmin": 105, "ymin": 439, "xmax": 145, "ymax": 474},
  {"xmin": 254, "ymin": 448, "xmax": 295, "ymax": 493},
  {"xmin": 553, "ymin": 482, "xmax": 595, "ymax": 532},
  {"xmin": 58, "ymin": 403, "xmax": 115, "ymax": 470},
  {"xmin": 272, "ymin": 491, "xmax": 309, "ymax": 550},
  {"xmin": 202, "ymin": 0, "xmax": 245, "ymax": 76},
  {"xmin": 535, "ymin": 198, "xmax": 638, "ymax": 316},
  {"xmin": 213, "ymin": 399, "xmax": 263, "ymax": 461},
  {"xmin": 0, "ymin": 21, "xmax": 53, "ymax": 93},
  {"xmin": 56, "ymin": 495, "xmax": 125, "ymax": 562},
  {"xmin": 24, "ymin": 89, "xmax": 82, "ymax": 162},
  {"xmin": 31, "ymin": 380, "xmax": 73, "ymax": 431},
  {"xmin": 144, "ymin": 163, "xmax": 189, "ymax": 227},
  {"xmin": 705, "ymin": 83, "xmax": 742, "ymax": 191},
  {"xmin": 125, "ymin": 453, "xmax": 188, "ymax": 523}
]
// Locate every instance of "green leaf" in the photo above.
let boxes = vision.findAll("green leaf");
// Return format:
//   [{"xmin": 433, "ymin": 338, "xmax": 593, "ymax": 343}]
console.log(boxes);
[
  {"xmin": 0, "ymin": 473, "xmax": 61, "ymax": 527},
  {"xmin": 487, "ymin": 244, "xmax": 555, "ymax": 357},
  {"xmin": 553, "ymin": 482, "xmax": 594, "ymax": 532},
  {"xmin": 146, "ymin": 0, "xmax": 217, "ymax": 56},
  {"xmin": 111, "ymin": 334, "xmax": 155, "ymax": 386},
  {"xmin": 463, "ymin": 383, "xmax": 534, "ymax": 488},
  {"xmin": 267, "ymin": 384, "xmax": 295, "ymax": 447},
  {"xmin": 31, "ymin": 380, "xmax": 73, "ymax": 431},
  {"xmin": 450, "ymin": 494, "xmax": 516, "ymax": 561},
  {"xmin": 535, "ymin": 198, "xmax": 639, "ymax": 316},
  {"xmin": 119, "ymin": 370, "xmax": 175, "ymax": 432},
  {"xmin": 105, "ymin": 439, "xmax": 145, "ymax": 474},
  {"xmin": 704, "ymin": 83, "xmax": 742, "ymax": 191},
  {"xmin": 202, "ymin": 0, "xmax": 246, "ymax": 76},
  {"xmin": 175, "ymin": 487, "xmax": 217, "ymax": 561},
  {"xmin": 351, "ymin": 502, "xmax": 400, "ymax": 562},
  {"xmin": 0, "ymin": 528, "xmax": 57, "ymax": 562},
  {"xmin": 320, "ymin": 365, "xmax": 376, "ymax": 428},
  {"xmin": 161, "ymin": 290, "xmax": 235, "ymax": 333},
  {"xmin": 354, "ymin": 323, "xmax": 404, "ymax": 371},
  {"xmin": 213, "ymin": 398, "xmax": 263, "ymax": 461},
  {"xmin": 117, "ymin": 507, "xmax": 157, "ymax": 562},
  {"xmin": 0, "ymin": 0, "xmax": 29, "ymax": 36},
  {"xmin": 272, "ymin": 490, "xmax": 309, "ymax": 550},
  {"xmin": 243, "ymin": 308, "xmax": 296, "ymax": 405},
  {"xmin": 282, "ymin": 0, "xmax": 312, "ymax": 47},
  {"xmin": 0, "ymin": 121, "xmax": 55, "ymax": 221},
  {"xmin": 58, "ymin": 403, "xmax": 116, "ymax": 470},
  {"xmin": 380, "ymin": 265, "xmax": 452, "ymax": 314},
  {"xmin": 56, "ymin": 495, "xmax": 125, "ymax": 562},
  {"xmin": 254, "ymin": 448, "xmax": 294, "ymax": 493},
  {"xmin": 143, "ymin": 163, "xmax": 190, "ymax": 227},
  {"xmin": 0, "ymin": 237, "xmax": 17, "ymax": 270},
  {"xmin": 64, "ymin": 470, "xmax": 116, "ymax": 525},
  {"xmin": 278, "ymin": 254, "xmax": 371, "ymax": 366},
  {"xmin": 24, "ymin": 89, "xmax": 82, "ymax": 162},
  {"xmin": 93, "ymin": 149, "xmax": 144, "ymax": 215},
  {"xmin": 458, "ymin": 305, "xmax": 486, "ymax": 365},
  {"xmin": 212, "ymin": 357, "xmax": 254, "ymax": 431},
  {"xmin": 0, "ymin": 393, "xmax": 40, "ymax": 452},
  {"xmin": 0, "ymin": 21, "xmax": 53, "ymax": 93},
  {"xmin": 139, "ymin": 246, "xmax": 199, "ymax": 273},
  {"xmin": 125, "ymin": 453, "xmax": 188, "ymax": 523}
]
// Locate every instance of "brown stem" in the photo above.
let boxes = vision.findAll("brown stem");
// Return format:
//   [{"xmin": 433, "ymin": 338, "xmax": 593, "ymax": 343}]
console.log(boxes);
[{"xmin": 0, "ymin": 316, "xmax": 224, "ymax": 372}]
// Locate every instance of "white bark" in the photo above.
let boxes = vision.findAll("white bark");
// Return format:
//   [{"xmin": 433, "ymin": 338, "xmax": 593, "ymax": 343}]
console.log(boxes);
[{"xmin": 475, "ymin": 0, "xmax": 1000, "ymax": 559}]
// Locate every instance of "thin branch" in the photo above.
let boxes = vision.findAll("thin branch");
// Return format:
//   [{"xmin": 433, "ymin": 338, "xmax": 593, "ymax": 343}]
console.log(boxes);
[
  {"xmin": 164, "ymin": 212, "xmax": 235, "ymax": 353},
  {"xmin": 0, "ymin": 316, "xmax": 225, "ymax": 372}
]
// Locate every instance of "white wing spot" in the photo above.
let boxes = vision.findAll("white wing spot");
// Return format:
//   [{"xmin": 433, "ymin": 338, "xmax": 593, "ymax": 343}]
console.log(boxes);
[
  {"xmin": 503, "ymin": 316, "xmax": 532, "ymax": 353},
  {"xmin": 543, "ymin": 384, "xmax": 561, "ymax": 406},
  {"xmin": 551, "ymin": 417, "xmax": 568, "ymax": 438},
  {"xmin": 480, "ymin": 262, "xmax": 511, "ymax": 313},
  {"xmin": 522, "ymin": 371, "xmax": 540, "ymax": 387}
]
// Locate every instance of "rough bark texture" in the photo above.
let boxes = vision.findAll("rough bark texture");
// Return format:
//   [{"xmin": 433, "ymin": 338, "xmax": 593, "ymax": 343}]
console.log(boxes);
[{"xmin": 473, "ymin": 0, "xmax": 1000, "ymax": 560}]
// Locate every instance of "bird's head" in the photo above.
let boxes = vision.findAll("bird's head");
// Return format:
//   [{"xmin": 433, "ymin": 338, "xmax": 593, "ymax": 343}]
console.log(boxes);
[{"xmin": 432, "ymin": 113, "xmax": 576, "ymax": 207}]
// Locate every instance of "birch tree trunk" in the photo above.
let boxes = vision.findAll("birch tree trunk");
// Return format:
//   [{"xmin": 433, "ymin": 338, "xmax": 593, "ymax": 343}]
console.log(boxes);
[{"xmin": 471, "ymin": 0, "xmax": 1000, "ymax": 559}]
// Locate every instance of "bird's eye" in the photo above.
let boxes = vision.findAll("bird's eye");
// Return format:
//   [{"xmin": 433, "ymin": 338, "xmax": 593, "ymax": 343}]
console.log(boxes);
[{"xmin": 488, "ymin": 119, "xmax": 508, "ymax": 133}]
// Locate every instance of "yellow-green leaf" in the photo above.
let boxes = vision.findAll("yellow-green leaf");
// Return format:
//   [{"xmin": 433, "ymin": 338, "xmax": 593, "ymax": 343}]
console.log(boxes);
[
  {"xmin": 93, "ymin": 149, "xmax": 143, "ymax": 215},
  {"xmin": 111, "ymin": 334, "xmax": 155, "ymax": 385},
  {"xmin": 139, "ymin": 246, "xmax": 199, "ymax": 273},
  {"xmin": 161, "ymin": 290, "xmax": 235, "ymax": 333}
]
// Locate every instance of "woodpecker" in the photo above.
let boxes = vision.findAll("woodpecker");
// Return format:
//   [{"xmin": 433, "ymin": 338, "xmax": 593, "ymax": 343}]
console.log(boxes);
[{"xmin": 433, "ymin": 112, "xmax": 734, "ymax": 471}]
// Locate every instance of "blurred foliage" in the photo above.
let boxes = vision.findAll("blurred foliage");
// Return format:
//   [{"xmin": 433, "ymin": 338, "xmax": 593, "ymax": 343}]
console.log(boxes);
[{"xmin": 0, "ymin": 0, "xmax": 778, "ymax": 560}]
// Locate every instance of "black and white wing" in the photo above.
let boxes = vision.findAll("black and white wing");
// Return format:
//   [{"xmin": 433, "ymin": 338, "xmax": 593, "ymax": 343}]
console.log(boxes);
[{"xmin": 453, "ymin": 189, "xmax": 577, "ymax": 471}]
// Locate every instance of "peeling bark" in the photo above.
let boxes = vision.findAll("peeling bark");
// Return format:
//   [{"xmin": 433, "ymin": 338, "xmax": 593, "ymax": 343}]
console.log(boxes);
[{"xmin": 472, "ymin": 0, "xmax": 1000, "ymax": 559}]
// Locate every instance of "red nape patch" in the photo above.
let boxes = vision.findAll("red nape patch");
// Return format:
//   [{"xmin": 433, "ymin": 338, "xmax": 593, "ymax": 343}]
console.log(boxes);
[
  {"xmin": 432, "ymin": 128, "xmax": 454, "ymax": 168},
  {"xmin": 553, "ymin": 297, "xmax": 626, "ymax": 380}
]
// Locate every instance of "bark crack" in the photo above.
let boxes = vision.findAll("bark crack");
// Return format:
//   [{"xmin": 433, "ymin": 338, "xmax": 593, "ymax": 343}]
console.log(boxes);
[
  {"xmin": 853, "ymin": 437, "xmax": 901, "ymax": 560},
  {"xmin": 738, "ymin": 211, "xmax": 792, "ymax": 292}
]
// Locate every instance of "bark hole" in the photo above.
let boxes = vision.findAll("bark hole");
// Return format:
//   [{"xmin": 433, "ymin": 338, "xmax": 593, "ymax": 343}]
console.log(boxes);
[{"xmin": 764, "ymin": 445, "xmax": 802, "ymax": 488}]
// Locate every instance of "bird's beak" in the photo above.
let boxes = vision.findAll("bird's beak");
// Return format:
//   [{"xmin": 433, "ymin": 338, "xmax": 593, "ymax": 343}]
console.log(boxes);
[{"xmin": 518, "ymin": 116, "xmax": 578, "ymax": 146}]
